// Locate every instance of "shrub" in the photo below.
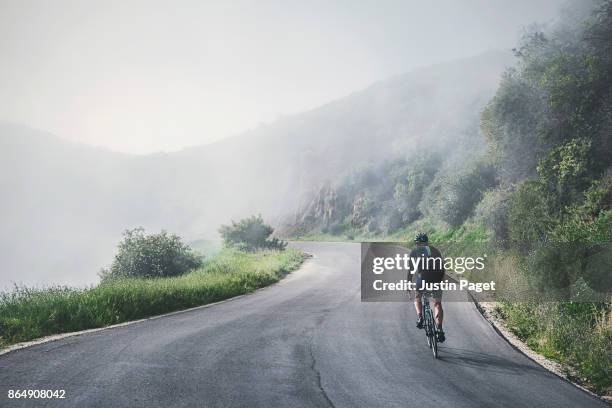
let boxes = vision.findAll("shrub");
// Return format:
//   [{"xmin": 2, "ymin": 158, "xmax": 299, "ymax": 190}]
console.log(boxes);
[
  {"xmin": 380, "ymin": 209, "xmax": 403, "ymax": 233},
  {"xmin": 366, "ymin": 219, "xmax": 380, "ymax": 233},
  {"xmin": 393, "ymin": 153, "xmax": 441, "ymax": 222},
  {"xmin": 329, "ymin": 221, "xmax": 348, "ymax": 236},
  {"xmin": 537, "ymin": 138, "xmax": 593, "ymax": 208},
  {"xmin": 0, "ymin": 248, "xmax": 306, "ymax": 347},
  {"xmin": 420, "ymin": 160, "xmax": 497, "ymax": 226},
  {"xmin": 480, "ymin": 70, "xmax": 546, "ymax": 183},
  {"xmin": 506, "ymin": 181, "xmax": 555, "ymax": 249},
  {"xmin": 219, "ymin": 215, "xmax": 287, "ymax": 251},
  {"xmin": 550, "ymin": 176, "xmax": 612, "ymax": 294},
  {"xmin": 101, "ymin": 228, "xmax": 202, "ymax": 280},
  {"xmin": 501, "ymin": 301, "xmax": 611, "ymax": 393},
  {"xmin": 474, "ymin": 185, "xmax": 513, "ymax": 243}
]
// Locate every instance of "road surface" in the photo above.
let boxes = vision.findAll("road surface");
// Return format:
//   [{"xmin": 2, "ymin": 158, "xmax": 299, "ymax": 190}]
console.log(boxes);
[{"xmin": 0, "ymin": 242, "xmax": 606, "ymax": 407}]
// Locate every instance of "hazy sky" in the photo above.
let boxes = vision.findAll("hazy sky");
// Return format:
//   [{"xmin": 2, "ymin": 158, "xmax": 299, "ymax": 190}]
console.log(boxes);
[{"xmin": 1, "ymin": 0, "xmax": 566, "ymax": 154}]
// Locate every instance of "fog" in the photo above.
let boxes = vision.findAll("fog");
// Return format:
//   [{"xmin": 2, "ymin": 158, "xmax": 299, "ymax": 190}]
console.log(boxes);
[
  {"xmin": 1, "ymin": 0, "xmax": 565, "ymax": 154},
  {"xmin": 0, "ymin": 0, "xmax": 575, "ymax": 289}
]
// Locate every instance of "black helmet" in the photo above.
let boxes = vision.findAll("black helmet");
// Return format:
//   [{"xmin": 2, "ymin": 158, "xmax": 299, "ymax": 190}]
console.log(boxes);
[{"xmin": 415, "ymin": 232, "xmax": 428, "ymax": 243}]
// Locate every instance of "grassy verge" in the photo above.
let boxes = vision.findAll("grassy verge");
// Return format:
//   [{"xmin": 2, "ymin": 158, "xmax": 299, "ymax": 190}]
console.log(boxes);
[
  {"xmin": 497, "ymin": 301, "xmax": 611, "ymax": 394},
  {"xmin": 290, "ymin": 226, "xmax": 611, "ymax": 395},
  {"xmin": 0, "ymin": 248, "xmax": 307, "ymax": 349},
  {"xmin": 289, "ymin": 220, "xmax": 490, "ymax": 244}
]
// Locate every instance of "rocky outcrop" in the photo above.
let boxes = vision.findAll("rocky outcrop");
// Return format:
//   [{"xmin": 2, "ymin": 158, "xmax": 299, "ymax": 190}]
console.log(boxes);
[
  {"xmin": 350, "ymin": 195, "xmax": 370, "ymax": 228},
  {"xmin": 296, "ymin": 182, "xmax": 338, "ymax": 228}
]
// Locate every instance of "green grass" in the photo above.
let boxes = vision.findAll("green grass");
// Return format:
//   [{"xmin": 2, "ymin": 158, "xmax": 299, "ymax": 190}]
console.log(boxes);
[
  {"xmin": 289, "ymin": 218, "xmax": 490, "ymax": 244},
  {"xmin": 292, "ymin": 232, "xmax": 371, "ymax": 242},
  {"xmin": 499, "ymin": 301, "xmax": 611, "ymax": 394},
  {"xmin": 290, "ymin": 223, "xmax": 611, "ymax": 395},
  {"xmin": 0, "ymin": 248, "xmax": 307, "ymax": 348}
]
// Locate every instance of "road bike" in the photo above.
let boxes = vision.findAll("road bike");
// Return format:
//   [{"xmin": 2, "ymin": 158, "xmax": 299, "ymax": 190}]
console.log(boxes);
[{"xmin": 421, "ymin": 291, "xmax": 438, "ymax": 358}]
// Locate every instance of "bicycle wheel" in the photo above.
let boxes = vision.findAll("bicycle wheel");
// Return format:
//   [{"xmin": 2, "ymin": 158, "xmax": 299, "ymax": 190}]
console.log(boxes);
[
  {"xmin": 431, "ymin": 323, "xmax": 438, "ymax": 359},
  {"xmin": 424, "ymin": 309, "xmax": 433, "ymax": 349},
  {"xmin": 424, "ymin": 309, "xmax": 437, "ymax": 358}
]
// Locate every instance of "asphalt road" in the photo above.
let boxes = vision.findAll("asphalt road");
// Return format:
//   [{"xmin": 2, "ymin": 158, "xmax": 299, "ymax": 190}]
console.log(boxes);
[{"xmin": 0, "ymin": 242, "xmax": 606, "ymax": 407}]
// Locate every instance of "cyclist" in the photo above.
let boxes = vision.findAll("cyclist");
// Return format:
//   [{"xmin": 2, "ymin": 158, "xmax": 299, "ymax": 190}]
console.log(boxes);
[{"xmin": 411, "ymin": 232, "xmax": 446, "ymax": 343}]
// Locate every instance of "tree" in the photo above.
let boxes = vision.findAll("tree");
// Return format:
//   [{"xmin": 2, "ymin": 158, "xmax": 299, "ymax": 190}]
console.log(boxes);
[
  {"xmin": 480, "ymin": 69, "xmax": 547, "ymax": 183},
  {"xmin": 219, "ymin": 215, "xmax": 287, "ymax": 251},
  {"xmin": 474, "ymin": 185, "xmax": 513, "ymax": 243},
  {"xmin": 507, "ymin": 181, "xmax": 555, "ymax": 250},
  {"xmin": 392, "ymin": 153, "xmax": 441, "ymax": 224},
  {"xmin": 420, "ymin": 160, "xmax": 497, "ymax": 226},
  {"xmin": 537, "ymin": 138, "xmax": 593, "ymax": 208},
  {"xmin": 101, "ymin": 228, "xmax": 202, "ymax": 280}
]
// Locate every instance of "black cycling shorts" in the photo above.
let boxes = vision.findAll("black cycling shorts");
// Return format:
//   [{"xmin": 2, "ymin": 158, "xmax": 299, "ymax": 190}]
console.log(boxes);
[{"xmin": 415, "ymin": 274, "xmax": 443, "ymax": 299}]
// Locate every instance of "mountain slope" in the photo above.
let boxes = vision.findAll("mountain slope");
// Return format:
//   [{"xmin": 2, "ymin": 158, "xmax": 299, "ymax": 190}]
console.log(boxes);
[{"xmin": 0, "ymin": 50, "xmax": 513, "ymax": 287}]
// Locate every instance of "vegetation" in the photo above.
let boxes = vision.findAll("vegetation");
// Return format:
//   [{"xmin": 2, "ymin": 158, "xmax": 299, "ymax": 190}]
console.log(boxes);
[
  {"xmin": 290, "ymin": 0, "xmax": 612, "ymax": 394},
  {"xmin": 0, "ymin": 248, "xmax": 306, "ymax": 348},
  {"xmin": 482, "ymin": 5, "xmax": 612, "ymax": 392},
  {"xmin": 100, "ymin": 228, "xmax": 203, "ymax": 280},
  {"xmin": 220, "ymin": 215, "xmax": 287, "ymax": 251},
  {"xmin": 499, "ymin": 301, "xmax": 611, "ymax": 392},
  {"xmin": 420, "ymin": 160, "xmax": 497, "ymax": 226}
]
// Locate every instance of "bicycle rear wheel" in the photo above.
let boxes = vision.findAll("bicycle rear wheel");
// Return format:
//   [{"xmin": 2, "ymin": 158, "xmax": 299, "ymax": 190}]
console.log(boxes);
[
  {"xmin": 424, "ymin": 309, "xmax": 438, "ymax": 358},
  {"xmin": 431, "ymin": 324, "xmax": 438, "ymax": 358}
]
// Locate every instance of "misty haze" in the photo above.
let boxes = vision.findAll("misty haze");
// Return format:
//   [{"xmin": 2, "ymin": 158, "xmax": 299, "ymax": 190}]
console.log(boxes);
[
  {"xmin": 2, "ymin": 0, "xmax": 611, "ymax": 404},
  {"xmin": 0, "ymin": 0, "xmax": 571, "ymax": 288}
]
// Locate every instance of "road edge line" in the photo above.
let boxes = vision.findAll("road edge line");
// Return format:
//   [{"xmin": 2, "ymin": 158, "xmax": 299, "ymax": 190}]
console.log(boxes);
[
  {"xmin": 0, "ymin": 253, "xmax": 314, "ymax": 357},
  {"xmin": 467, "ymin": 292, "xmax": 611, "ymax": 405}
]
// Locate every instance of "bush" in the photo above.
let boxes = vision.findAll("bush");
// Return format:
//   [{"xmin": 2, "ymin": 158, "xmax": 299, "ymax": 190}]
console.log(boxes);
[
  {"xmin": 219, "ymin": 215, "xmax": 287, "ymax": 251},
  {"xmin": 392, "ymin": 153, "xmax": 441, "ymax": 222},
  {"xmin": 379, "ymin": 209, "xmax": 402, "ymax": 233},
  {"xmin": 328, "ymin": 221, "xmax": 348, "ymax": 235},
  {"xmin": 101, "ymin": 228, "xmax": 202, "ymax": 280},
  {"xmin": 501, "ymin": 301, "xmax": 611, "ymax": 393},
  {"xmin": 506, "ymin": 181, "xmax": 555, "ymax": 249},
  {"xmin": 0, "ymin": 248, "xmax": 306, "ymax": 347},
  {"xmin": 550, "ymin": 176, "xmax": 612, "ymax": 294},
  {"xmin": 537, "ymin": 138, "xmax": 593, "ymax": 208},
  {"xmin": 474, "ymin": 185, "xmax": 513, "ymax": 243},
  {"xmin": 366, "ymin": 219, "xmax": 380, "ymax": 233},
  {"xmin": 480, "ymin": 70, "xmax": 546, "ymax": 183},
  {"xmin": 420, "ymin": 160, "xmax": 497, "ymax": 226},
  {"xmin": 508, "ymin": 176, "xmax": 612, "ymax": 293}
]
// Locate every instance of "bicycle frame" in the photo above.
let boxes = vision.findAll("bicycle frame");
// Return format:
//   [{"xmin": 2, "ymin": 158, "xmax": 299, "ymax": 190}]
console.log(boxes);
[{"xmin": 421, "ymin": 291, "xmax": 438, "ymax": 358}]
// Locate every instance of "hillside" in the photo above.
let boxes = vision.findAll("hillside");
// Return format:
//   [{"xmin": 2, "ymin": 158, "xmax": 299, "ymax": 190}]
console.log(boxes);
[
  {"xmin": 285, "ymin": 1, "xmax": 612, "ymax": 393},
  {"xmin": 0, "ymin": 50, "xmax": 512, "ymax": 287}
]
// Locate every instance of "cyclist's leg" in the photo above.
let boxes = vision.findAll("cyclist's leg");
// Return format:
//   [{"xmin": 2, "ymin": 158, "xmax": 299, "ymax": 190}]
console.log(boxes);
[
  {"xmin": 433, "ymin": 297, "xmax": 445, "ymax": 342},
  {"xmin": 414, "ymin": 292, "xmax": 425, "ymax": 328},
  {"xmin": 413, "ymin": 274, "xmax": 423, "ymax": 316},
  {"xmin": 414, "ymin": 274, "xmax": 424, "ymax": 329},
  {"xmin": 433, "ymin": 298, "xmax": 443, "ymax": 327},
  {"xmin": 414, "ymin": 292, "xmax": 423, "ymax": 315}
]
